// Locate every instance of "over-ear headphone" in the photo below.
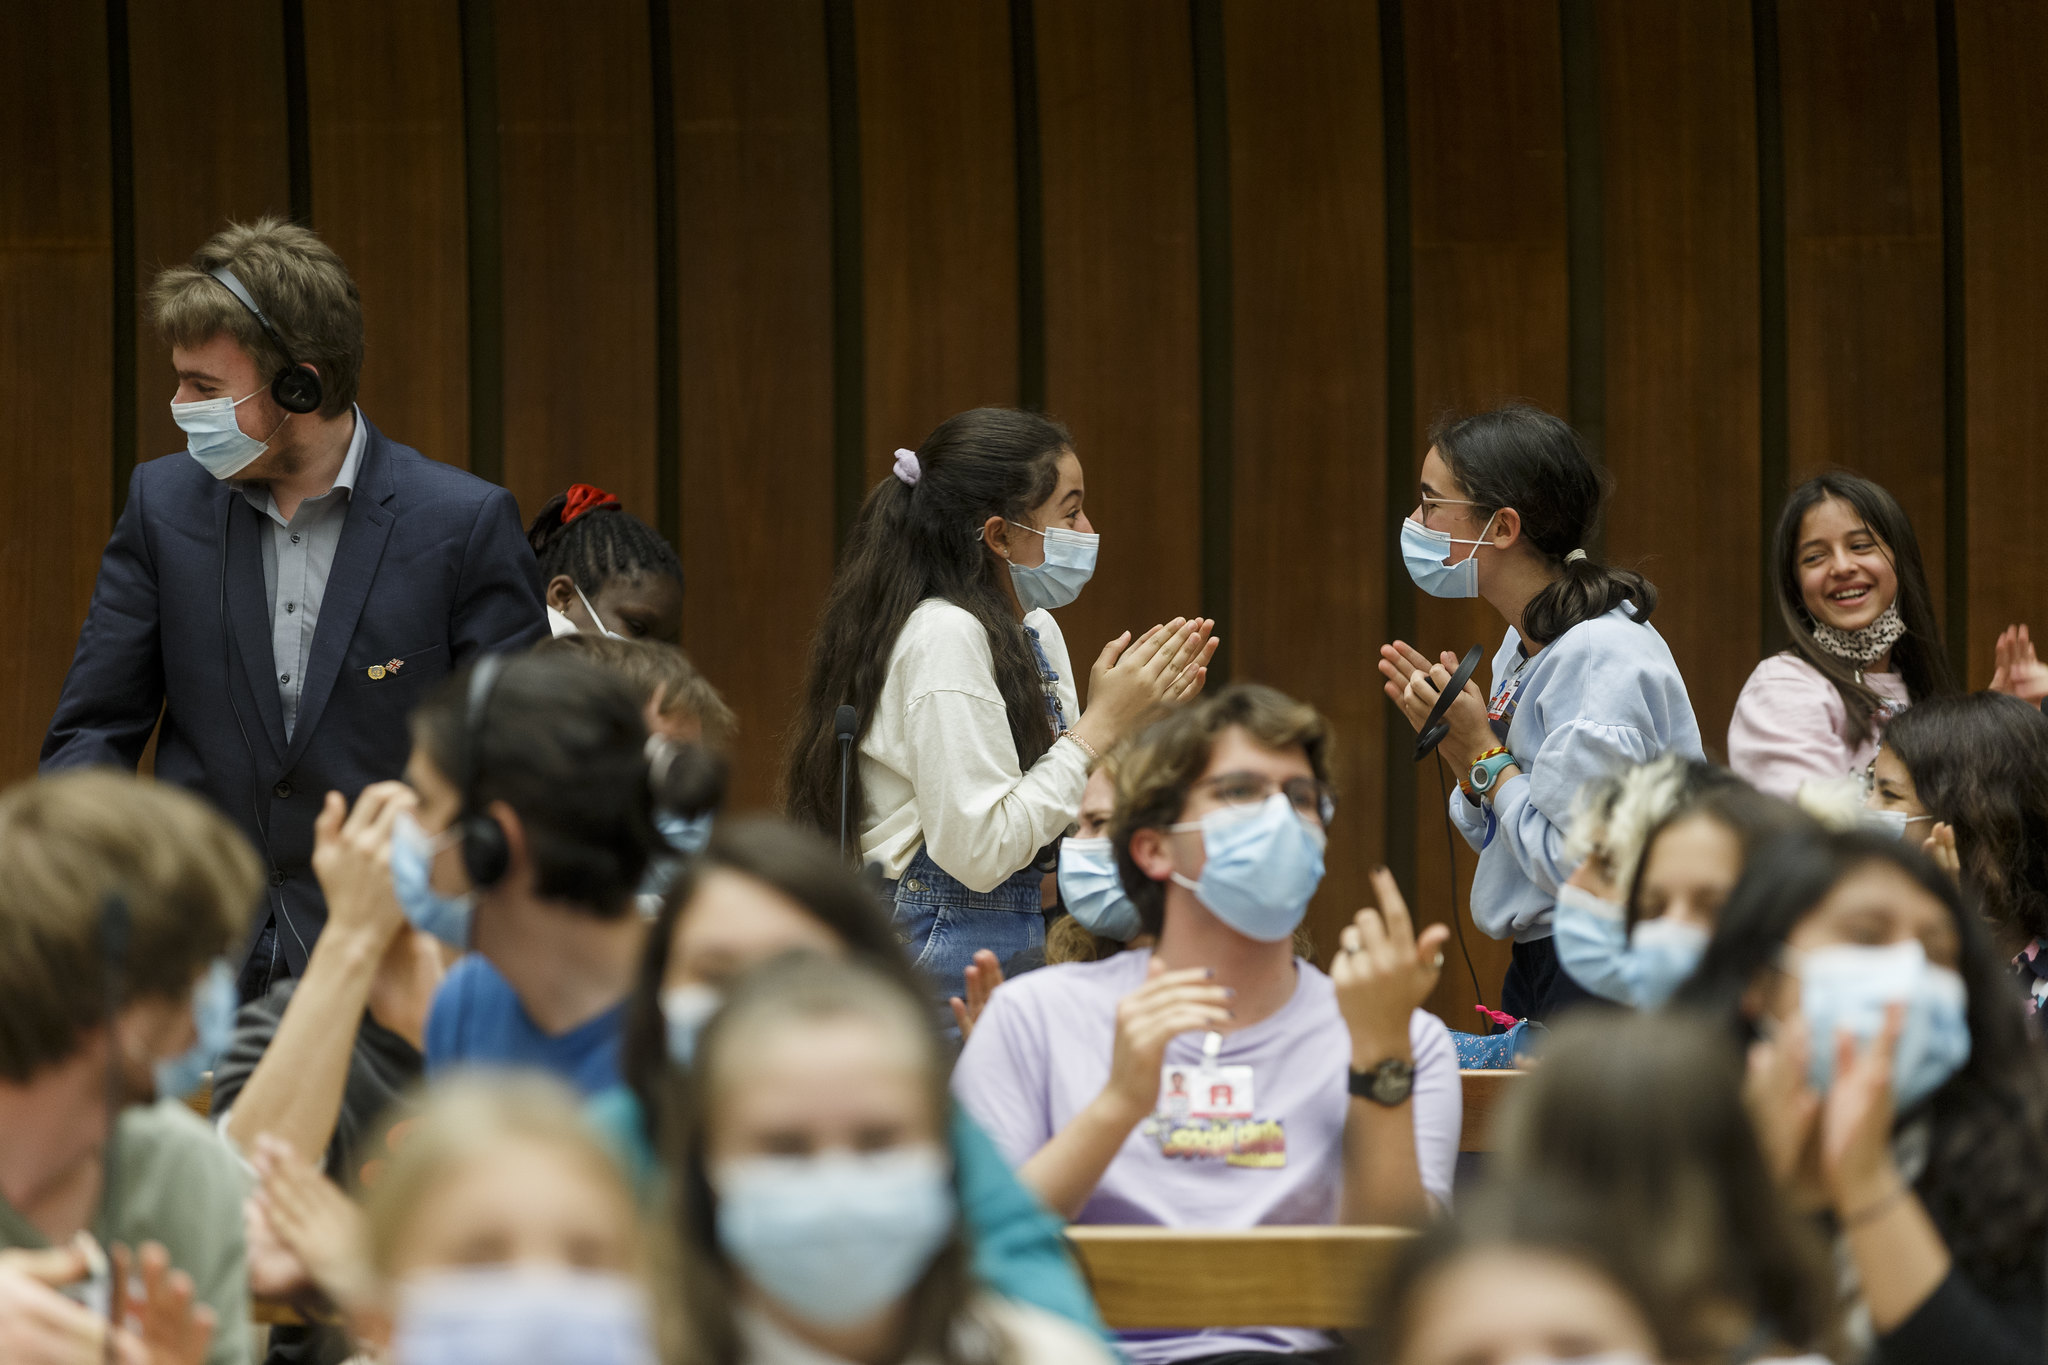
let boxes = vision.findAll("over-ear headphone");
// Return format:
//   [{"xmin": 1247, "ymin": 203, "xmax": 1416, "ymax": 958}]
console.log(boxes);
[
  {"xmin": 207, "ymin": 266, "xmax": 324, "ymax": 415},
  {"xmin": 459, "ymin": 655, "xmax": 512, "ymax": 888}
]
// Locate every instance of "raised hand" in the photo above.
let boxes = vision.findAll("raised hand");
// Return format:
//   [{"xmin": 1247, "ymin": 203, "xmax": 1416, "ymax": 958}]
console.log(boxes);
[
  {"xmin": 1743, "ymin": 1012, "xmax": 1821, "ymax": 1193},
  {"xmin": 1332, "ymin": 869, "xmax": 1449, "ymax": 1060},
  {"xmin": 250, "ymin": 1136, "xmax": 374, "ymax": 1314},
  {"xmin": 1101, "ymin": 958, "xmax": 1234, "ymax": 1121},
  {"xmin": 1078, "ymin": 618, "xmax": 1210, "ymax": 753},
  {"xmin": 1377, "ymin": 642, "xmax": 1491, "ymax": 768},
  {"xmin": 310, "ymin": 781, "xmax": 415, "ymax": 947},
  {"xmin": 1921, "ymin": 822, "xmax": 1960, "ymax": 880},
  {"xmin": 1990, "ymin": 624, "xmax": 2048, "ymax": 705},
  {"xmin": 1819, "ymin": 1004, "xmax": 1908, "ymax": 1218},
  {"xmin": 948, "ymin": 949, "xmax": 1007, "ymax": 1040},
  {"xmin": 110, "ymin": 1243, "xmax": 214, "ymax": 1365}
]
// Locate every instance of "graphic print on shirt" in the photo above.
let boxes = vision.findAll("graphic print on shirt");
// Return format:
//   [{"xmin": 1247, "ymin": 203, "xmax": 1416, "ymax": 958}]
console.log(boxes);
[{"xmin": 1144, "ymin": 1060, "xmax": 1284, "ymax": 1167}]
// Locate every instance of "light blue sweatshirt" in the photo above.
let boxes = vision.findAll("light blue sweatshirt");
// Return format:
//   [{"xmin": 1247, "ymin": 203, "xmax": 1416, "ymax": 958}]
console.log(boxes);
[{"xmin": 1448, "ymin": 604, "xmax": 1704, "ymax": 942}]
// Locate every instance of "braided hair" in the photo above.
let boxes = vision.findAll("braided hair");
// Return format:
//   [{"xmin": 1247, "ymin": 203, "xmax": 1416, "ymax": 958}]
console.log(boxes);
[{"xmin": 527, "ymin": 484, "xmax": 684, "ymax": 598}]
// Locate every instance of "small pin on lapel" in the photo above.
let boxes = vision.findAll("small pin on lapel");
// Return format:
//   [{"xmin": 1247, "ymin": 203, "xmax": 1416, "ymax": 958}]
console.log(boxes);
[
  {"xmin": 366, "ymin": 664, "xmax": 386, "ymax": 681},
  {"xmin": 384, "ymin": 657, "xmax": 405, "ymax": 673}
]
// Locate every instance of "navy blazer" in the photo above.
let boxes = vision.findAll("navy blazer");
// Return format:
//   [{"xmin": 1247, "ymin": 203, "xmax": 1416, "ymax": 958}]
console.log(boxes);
[{"xmin": 42, "ymin": 418, "xmax": 547, "ymax": 974}]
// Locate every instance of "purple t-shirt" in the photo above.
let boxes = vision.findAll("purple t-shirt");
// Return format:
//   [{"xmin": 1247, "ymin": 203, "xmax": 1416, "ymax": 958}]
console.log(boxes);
[{"xmin": 953, "ymin": 948, "xmax": 1461, "ymax": 1364}]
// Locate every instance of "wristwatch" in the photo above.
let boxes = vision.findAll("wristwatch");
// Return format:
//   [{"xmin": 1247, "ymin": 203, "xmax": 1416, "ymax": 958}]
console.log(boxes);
[
  {"xmin": 1348, "ymin": 1057, "xmax": 1416, "ymax": 1107},
  {"xmin": 1467, "ymin": 747, "xmax": 1519, "ymax": 796}
]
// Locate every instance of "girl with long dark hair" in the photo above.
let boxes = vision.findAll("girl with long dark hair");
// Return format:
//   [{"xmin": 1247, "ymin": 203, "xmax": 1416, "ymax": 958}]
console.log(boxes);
[
  {"xmin": 783, "ymin": 408, "xmax": 1213, "ymax": 1003},
  {"xmin": 1868, "ymin": 691, "xmax": 2048, "ymax": 1015},
  {"xmin": 1676, "ymin": 829, "xmax": 2048, "ymax": 1365},
  {"xmin": 1379, "ymin": 403, "xmax": 1703, "ymax": 1020}
]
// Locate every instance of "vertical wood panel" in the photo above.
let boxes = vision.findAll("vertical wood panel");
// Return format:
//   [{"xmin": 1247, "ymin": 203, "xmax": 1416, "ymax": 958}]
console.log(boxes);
[
  {"xmin": 0, "ymin": 4, "xmax": 112, "ymax": 781},
  {"xmin": 128, "ymin": 0, "xmax": 292, "ymax": 466},
  {"xmin": 1224, "ymin": 1, "xmax": 1387, "ymax": 960},
  {"xmin": 1779, "ymin": 0, "xmax": 1943, "ymax": 598},
  {"xmin": 1600, "ymin": 1, "xmax": 1761, "ymax": 753},
  {"xmin": 1035, "ymin": 1, "xmax": 1203, "ymax": 682},
  {"xmin": 495, "ymin": 0, "xmax": 658, "ymax": 523},
  {"xmin": 856, "ymin": 0, "xmax": 1018, "ymax": 471},
  {"xmin": 672, "ymin": 0, "xmax": 836, "ymax": 811},
  {"xmin": 1957, "ymin": 0, "xmax": 2048, "ymax": 686},
  {"xmin": 1403, "ymin": 0, "xmax": 1569, "ymax": 1026},
  {"xmin": 303, "ymin": 0, "xmax": 468, "ymax": 465}
]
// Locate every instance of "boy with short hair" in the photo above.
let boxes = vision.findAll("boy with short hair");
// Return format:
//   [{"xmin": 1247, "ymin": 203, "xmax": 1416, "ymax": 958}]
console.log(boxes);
[
  {"xmin": 955, "ymin": 685, "xmax": 1461, "ymax": 1364},
  {"xmin": 0, "ymin": 772, "xmax": 260, "ymax": 1365}
]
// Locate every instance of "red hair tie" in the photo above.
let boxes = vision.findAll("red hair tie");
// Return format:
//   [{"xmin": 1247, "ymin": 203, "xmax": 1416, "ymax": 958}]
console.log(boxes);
[{"xmin": 560, "ymin": 483, "xmax": 622, "ymax": 526}]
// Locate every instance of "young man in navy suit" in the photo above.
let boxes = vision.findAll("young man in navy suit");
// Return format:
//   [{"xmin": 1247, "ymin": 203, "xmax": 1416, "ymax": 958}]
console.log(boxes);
[{"xmin": 43, "ymin": 216, "xmax": 548, "ymax": 999}]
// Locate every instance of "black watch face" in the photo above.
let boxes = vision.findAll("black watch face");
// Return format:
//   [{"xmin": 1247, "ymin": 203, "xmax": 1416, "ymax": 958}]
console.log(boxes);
[{"xmin": 1370, "ymin": 1063, "xmax": 1414, "ymax": 1105}]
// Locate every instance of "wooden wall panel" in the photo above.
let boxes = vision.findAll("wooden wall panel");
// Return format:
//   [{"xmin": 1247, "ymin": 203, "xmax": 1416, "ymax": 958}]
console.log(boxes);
[
  {"xmin": 1957, "ymin": 0, "xmax": 2048, "ymax": 685},
  {"xmin": 303, "ymin": 0, "xmax": 469, "ymax": 467},
  {"xmin": 127, "ymin": 0, "xmax": 293, "ymax": 466},
  {"xmin": 1600, "ymin": 0, "xmax": 1761, "ymax": 754},
  {"xmin": 1780, "ymin": 0, "xmax": 1944, "ymax": 599},
  {"xmin": 1403, "ymin": 0, "xmax": 1569, "ymax": 1027},
  {"xmin": 495, "ymin": 0, "xmax": 658, "ymax": 525},
  {"xmin": 1034, "ymin": 3, "xmax": 1204, "ymax": 670},
  {"xmin": 671, "ymin": 0, "xmax": 836, "ymax": 811},
  {"xmin": 0, "ymin": 4, "xmax": 112, "ymax": 781},
  {"xmin": 1223, "ymin": 0, "xmax": 1387, "ymax": 961},
  {"xmin": 856, "ymin": 0, "xmax": 1018, "ymax": 474}
]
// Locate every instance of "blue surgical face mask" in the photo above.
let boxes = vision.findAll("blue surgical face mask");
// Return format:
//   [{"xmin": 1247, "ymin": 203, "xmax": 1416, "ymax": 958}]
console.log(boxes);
[
  {"xmin": 1058, "ymin": 836, "xmax": 1143, "ymax": 941},
  {"xmin": 1861, "ymin": 805, "xmax": 1932, "ymax": 842},
  {"xmin": 1399, "ymin": 509, "xmax": 1499, "ymax": 600},
  {"xmin": 715, "ymin": 1146, "xmax": 955, "ymax": 1327},
  {"xmin": 1796, "ymin": 939, "xmax": 1971, "ymax": 1113},
  {"xmin": 170, "ymin": 387, "xmax": 282, "ymax": 480},
  {"xmin": 394, "ymin": 1266, "xmax": 658, "ymax": 1365},
  {"xmin": 154, "ymin": 960, "xmax": 237, "ymax": 1100},
  {"xmin": 390, "ymin": 810, "xmax": 475, "ymax": 949},
  {"xmin": 1168, "ymin": 793, "xmax": 1326, "ymax": 943},
  {"xmin": 1552, "ymin": 883, "xmax": 1632, "ymax": 1004},
  {"xmin": 1622, "ymin": 915, "xmax": 1710, "ymax": 1010},
  {"xmin": 660, "ymin": 984, "xmax": 721, "ymax": 1067},
  {"xmin": 1004, "ymin": 522, "xmax": 1098, "ymax": 612}
]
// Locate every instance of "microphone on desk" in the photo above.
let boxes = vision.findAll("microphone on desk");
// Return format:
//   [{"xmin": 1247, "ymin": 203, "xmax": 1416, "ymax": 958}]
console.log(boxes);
[{"xmin": 835, "ymin": 705, "xmax": 858, "ymax": 863}]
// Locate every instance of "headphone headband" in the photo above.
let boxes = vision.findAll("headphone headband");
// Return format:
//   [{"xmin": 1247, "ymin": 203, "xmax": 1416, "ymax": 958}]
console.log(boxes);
[{"xmin": 208, "ymin": 266, "xmax": 325, "ymax": 415}]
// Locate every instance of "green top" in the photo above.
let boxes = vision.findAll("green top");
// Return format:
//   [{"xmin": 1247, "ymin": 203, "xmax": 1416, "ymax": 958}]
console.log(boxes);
[
  {"xmin": 585, "ymin": 1086, "xmax": 1109, "ymax": 1342},
  {"xmin": 0, "ymin": 1100, "xmax": 250, "ymax": 1365}
]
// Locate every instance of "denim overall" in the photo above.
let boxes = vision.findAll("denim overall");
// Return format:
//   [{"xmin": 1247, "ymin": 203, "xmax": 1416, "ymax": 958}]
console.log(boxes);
[{"xmin": 889, "ymin": 624, "xmax": 1069, "ymax": 1006}]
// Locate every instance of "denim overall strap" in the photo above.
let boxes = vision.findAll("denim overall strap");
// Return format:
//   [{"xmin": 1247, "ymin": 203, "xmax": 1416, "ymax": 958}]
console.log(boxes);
[{"xmin": 1021, "ymin": 624, "xmax": 1068, "ymax": 737}]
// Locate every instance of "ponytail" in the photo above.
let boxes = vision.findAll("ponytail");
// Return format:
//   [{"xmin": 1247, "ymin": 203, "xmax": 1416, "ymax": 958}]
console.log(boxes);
[
  {"xmin": 1431, "ymin": 404, "xmax": 1654, "ymax": 649},
  {"xmin": 782, "ymin": 408, "xmax": 1071, "ymax": 841}
]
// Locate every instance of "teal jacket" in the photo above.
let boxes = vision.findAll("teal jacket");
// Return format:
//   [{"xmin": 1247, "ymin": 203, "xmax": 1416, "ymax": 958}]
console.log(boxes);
[{"xmin": 584, "ymin": 1086, "xmax": 1108, "ymax": 1340}]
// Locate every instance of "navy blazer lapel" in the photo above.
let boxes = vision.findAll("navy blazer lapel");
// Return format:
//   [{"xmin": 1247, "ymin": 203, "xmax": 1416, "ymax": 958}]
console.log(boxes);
[
  {"xmin": 283, "ymin": 425, "xmax": 396, "ymax": 768},
  {"xmin": 220, "ymin": 492, "xmax": 289, "ymax": 761}
]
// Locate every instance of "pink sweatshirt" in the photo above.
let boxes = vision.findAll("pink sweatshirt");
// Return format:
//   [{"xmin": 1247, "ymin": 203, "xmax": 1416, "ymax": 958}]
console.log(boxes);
[{"xmin": 1727, "ymin": 653, "xmax": 1912, "ymax": 800}]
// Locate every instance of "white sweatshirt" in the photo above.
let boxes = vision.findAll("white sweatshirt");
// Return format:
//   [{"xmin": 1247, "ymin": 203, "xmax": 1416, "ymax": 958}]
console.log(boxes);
[{"xmin": 858, "ymin": 599, "xmax": 1088, "ymax": 890}]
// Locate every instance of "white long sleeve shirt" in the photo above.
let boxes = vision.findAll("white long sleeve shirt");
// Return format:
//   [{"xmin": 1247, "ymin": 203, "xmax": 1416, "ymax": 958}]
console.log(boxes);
[{"xmin": 858, "ymin": 599, "xmax": 1088, "ymax": 890}]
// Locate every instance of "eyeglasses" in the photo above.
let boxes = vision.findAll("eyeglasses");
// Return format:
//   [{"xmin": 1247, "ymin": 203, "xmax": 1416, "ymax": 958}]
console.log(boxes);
[{"xmin": 1192, "ymin": 771, "xmax": 1337, "ymax": 828}]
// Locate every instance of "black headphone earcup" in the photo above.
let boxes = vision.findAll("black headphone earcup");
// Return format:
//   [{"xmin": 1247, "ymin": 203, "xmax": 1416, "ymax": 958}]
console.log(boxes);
[
  {"xmin": 461, "ymin": 812, "xmax": 511, "ymax": 889},
  {"xmin": 271, "ymin": 365, "xmax": 323, "ymax": 415}
]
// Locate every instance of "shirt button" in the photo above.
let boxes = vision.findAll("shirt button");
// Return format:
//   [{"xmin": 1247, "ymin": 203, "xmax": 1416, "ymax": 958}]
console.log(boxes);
[
  {"xmin": 285, "ymin": 602, "xmax": 296, "ymax": 614},
  {"xmin": 269, "ymin": 870, "xmax": 287, "ymax": 888},
  {"xmin": 291, "ymin": 533, "xmax": 302, "ymax": 544},
  {"xmin": 273, "ymin": 781, "xmax": 292, "ymax": 799},
  {"xmin": 279, "ymin": 673, "xmax": 290, "ymax": 684}
]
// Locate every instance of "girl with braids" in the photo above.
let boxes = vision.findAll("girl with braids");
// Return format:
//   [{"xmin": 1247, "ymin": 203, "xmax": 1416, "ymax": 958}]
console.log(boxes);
[
  {"xmin": 783, "ymin": 408, "xmax": 1215, "ymax": 1006},
  {"xmin": 1378, "ymin": 403, "xmax": 1703, "ymax": 1020},
  {"xmin": 528, "ymin": 483, "xmax": 687, "ymax": 644},
  {"xmin": 1677, "ymin": 829, "xmax": 2048, "ymax": 1365}
]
